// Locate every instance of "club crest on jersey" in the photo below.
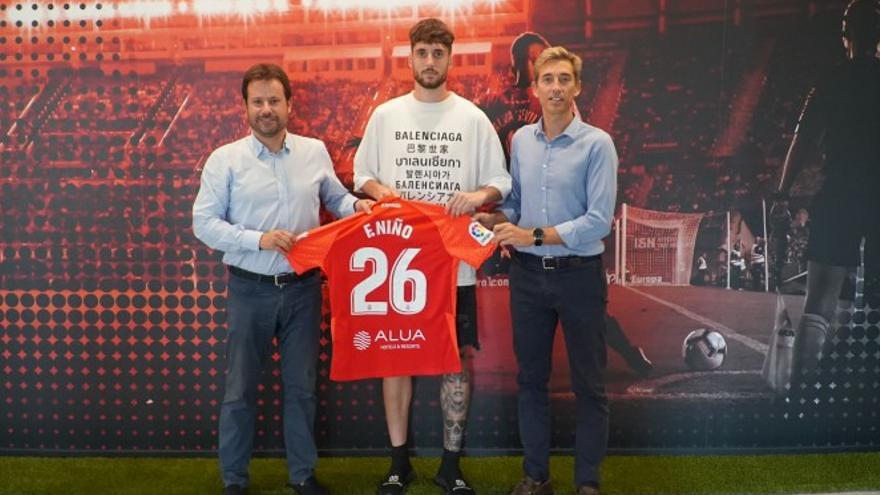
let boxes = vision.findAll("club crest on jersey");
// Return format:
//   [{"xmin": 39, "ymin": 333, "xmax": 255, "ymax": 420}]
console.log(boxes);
[{"xmin": 468, "ymin": 221, "xmax": 494, "ymax": 246}]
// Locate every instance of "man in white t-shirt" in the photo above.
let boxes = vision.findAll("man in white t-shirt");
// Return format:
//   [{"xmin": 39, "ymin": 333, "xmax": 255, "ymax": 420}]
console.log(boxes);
[{"xmin": 353, "ymin": 17, "xmax": 511, "ymax": 495}]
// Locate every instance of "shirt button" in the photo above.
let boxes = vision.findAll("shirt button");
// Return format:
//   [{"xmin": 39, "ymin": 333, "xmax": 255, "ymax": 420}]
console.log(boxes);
[
  {"xmin": 542, "ymin": 209, "xmax": 546, "ymax": 213},
  {"xmin": 542, "ymin": 164, "xmax": 547, "ymax": 168},
  {"xmin": 541, "ymin": 186, "xmax": 546, "ymax": 190}
]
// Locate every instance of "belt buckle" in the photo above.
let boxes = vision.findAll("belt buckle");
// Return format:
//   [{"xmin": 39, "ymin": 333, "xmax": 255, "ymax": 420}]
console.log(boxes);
[
  {"xmin": 274, "ymin": 273, "xmax": 289, "ymax": 288},
  {"xmin": 541, "ymin": 256, "xmax": 557, "ymax": 270}
]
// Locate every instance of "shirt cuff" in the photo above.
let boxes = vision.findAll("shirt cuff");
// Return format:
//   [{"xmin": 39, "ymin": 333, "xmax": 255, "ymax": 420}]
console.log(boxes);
[
  {"xmin": 554, "ymin": 220, "xmax": 576, "ymax": 249},
  {"xmin": 353, "ymin": 175, "xmax": 371, "ymax": 193},
  {"xmin": 483, "ymin": 180, "xmax": 512, "ymax": 200},
  {"xmin": 243, "ymin": 229, "xmax": 263, "ymax": 251},
  {"xmin": 343, "ymin": 195, "xmax": 358, "ymax": 217}
]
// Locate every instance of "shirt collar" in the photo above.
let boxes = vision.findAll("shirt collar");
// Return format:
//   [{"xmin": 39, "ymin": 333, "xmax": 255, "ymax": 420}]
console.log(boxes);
[
  {"xmin": 248, "ymin": 132, "xmax": 293, "ymax": 157},
  {"xmin": 534, "ymin": 114, "xmax": 583, "ymax": 142}
]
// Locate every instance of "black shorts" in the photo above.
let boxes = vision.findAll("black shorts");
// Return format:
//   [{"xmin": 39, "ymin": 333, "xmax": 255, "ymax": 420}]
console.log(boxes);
[
  {"xmin": 456, "ymin": 285, "xmax": 479, "ymax": 351},
  {"xmin": 807, "ymin": 190, "xmax": 879, "ymax": 268}
]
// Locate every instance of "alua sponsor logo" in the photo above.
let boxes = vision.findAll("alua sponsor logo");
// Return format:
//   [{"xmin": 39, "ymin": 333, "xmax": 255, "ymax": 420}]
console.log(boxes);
[
  {"xmin": 353, "ymin": 331, "xmax": 372, "ymax": 351},
  {"xmin": 375, "ymin": 329, "xmax": 425, "ymax": 342},
  {"xmin": 352, "ymin": 329, "xmax": 426, "ymax": 351}
]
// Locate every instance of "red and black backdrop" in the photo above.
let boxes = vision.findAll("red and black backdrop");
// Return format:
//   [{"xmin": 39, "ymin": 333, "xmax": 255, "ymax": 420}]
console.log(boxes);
[{"xmin": 1, "ymin": 0, "xmax": 878, "ymax": 455}]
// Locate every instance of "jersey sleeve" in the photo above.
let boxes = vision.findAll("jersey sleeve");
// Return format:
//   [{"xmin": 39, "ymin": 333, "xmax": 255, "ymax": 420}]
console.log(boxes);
[
  {"xmin": 411, "ymin": 200, "xmax": 498, "ymax": 269},
  {"xmin": 287, "ymin": 219, "xmax": 346, "ymax": 275}
]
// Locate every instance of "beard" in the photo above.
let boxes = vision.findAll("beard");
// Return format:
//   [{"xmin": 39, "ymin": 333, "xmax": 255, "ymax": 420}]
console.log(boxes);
[
  {"xmin": 414, "ymin": 68, "xmax": 447, "ymax": 90},
  {"xmin": 250, "ymin": 114, "xmax": 284, "ymax": 138}
]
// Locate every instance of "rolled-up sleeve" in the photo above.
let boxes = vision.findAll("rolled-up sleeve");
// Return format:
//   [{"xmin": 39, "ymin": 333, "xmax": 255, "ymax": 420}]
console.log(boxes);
[{"xmin": 192, "ymin": 150, "xmax": 262, "ymax": 253}]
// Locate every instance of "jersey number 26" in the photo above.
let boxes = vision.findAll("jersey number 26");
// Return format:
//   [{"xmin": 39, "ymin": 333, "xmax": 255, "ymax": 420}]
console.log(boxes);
[{"xmin": 350, "ymin": 247, "xmax": 426, "ymax": 316}]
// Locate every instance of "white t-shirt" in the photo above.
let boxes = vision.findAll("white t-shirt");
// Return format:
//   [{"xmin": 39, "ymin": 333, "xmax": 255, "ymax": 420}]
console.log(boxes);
[{"xmin": 354, "ymin": 91, "xmax": 511, "ymax": 286}]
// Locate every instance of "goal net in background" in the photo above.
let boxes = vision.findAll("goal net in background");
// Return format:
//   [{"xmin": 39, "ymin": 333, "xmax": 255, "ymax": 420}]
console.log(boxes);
[{"xmin": 617, "ymin": 204, "xmax": 705, "ymax": 286}]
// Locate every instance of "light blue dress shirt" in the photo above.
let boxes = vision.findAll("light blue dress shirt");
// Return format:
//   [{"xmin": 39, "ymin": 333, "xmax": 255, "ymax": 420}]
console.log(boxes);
[
  {"xmin": 192, "ymin": 133, "xmax": 357, "ymax": 275},
  {"xmin": 501, "ymin": 116, "xmax": 618, "ymax": 257}
]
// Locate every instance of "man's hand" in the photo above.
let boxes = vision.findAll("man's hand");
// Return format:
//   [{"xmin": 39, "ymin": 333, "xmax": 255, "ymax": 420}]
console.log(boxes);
[
  {"xmin": 354, "ymin": 199, "xmax": 375, "ymax": 213},
  {"xmin": 361, "ymin": 180, "xmax": 399, "ymax": 200},
  {"xmin": 259, "ymin": 230, "xmax": 295, "ymax": 254},
  {"xmin": 446, "ymin": 190, "xmax": 488, "ymax": 216},
  {"xmin": 472, "ymin": 211, "xmax": 507, "ymax": 230},
  {"xmin": 493, "ymin": 222, "xmax": 535, "ymax": 247}
]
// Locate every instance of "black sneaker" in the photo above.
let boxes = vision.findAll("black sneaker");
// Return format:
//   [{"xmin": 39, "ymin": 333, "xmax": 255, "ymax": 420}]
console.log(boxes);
[
  {"xmin": 434, "ymin": 474, "xmax": 476, "ymax": 494},
  {"xmin": 377, "ymin": 470, "xmax": 415, "ymax": 495},
  {"xmin": 288, "ymin": 476, "xmax": 328, "ymax": 495}
]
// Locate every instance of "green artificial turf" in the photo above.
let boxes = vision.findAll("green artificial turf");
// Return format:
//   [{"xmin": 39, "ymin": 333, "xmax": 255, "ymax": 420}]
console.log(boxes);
[{"xmin": 1, "ymin": 453, "xmax": 879, "ymax": 495}]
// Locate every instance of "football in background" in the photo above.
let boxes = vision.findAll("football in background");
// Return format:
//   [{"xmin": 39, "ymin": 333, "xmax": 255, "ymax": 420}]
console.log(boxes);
[{"xmin": 682, "ymin": 328, "xmax": 728, "ymax": 370}]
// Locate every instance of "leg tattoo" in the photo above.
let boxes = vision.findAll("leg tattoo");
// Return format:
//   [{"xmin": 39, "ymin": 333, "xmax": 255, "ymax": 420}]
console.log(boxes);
[{"xmin": 441, "ymin": 365, "xmax": 471, "ymax": 451}]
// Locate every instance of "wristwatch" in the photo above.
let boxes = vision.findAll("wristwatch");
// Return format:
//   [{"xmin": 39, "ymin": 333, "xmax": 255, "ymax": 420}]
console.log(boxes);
[{"xmin": 533, "ymin": 228, "xmax": 545, "ymax": 247}]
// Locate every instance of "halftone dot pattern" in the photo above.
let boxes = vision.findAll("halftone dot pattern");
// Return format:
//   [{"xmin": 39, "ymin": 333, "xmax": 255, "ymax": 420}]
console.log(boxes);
[{"xmin": 780, "ymin": 264, "xmax": 880, "ymax": 448}]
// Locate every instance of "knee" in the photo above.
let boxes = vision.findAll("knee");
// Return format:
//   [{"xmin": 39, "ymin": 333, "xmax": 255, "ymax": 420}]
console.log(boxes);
[
  {"xmin": 817, "ymin": 295, "xmax": 841, "ymax": 322},
  {"xmin": 442, "ymin": 367, "xmax": 472, "ymax": 395},
  {"xmin": 443, "ymin": 370, "xmax": 468, "ymax": 383},
  {"xmin": 571, "ymin": 380, "xmax": 608, "ymax": 408},
  {"xmin": 222, "ymin": 377, "xmax": 256, "ymax": 406},
  {"xmin": 383, "ymin": 376, "xmax": 413, "ymax": 400},
  {"xmin": 223, "ymin": 356, "xmax": 261, "ymax": 402},
  {"xmin": 455, "ymin": 353, "xmax": 475, "ymax": 375},
  {"xmin": 516, "ymin": 365, "xmax": 551, "ymax": 390},
  {"xmin": 283, "ymin": 369, "xmax": 317, "ymax": 399},
  {"xmin": 284, "ymin": 380, "xmax": 316, "ymax": 400}
]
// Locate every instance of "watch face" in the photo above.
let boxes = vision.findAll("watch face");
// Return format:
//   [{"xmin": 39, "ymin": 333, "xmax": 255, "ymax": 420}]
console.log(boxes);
[{"xmin": 533, "ymin": 228, "xmax": 544, "ymax": 246}]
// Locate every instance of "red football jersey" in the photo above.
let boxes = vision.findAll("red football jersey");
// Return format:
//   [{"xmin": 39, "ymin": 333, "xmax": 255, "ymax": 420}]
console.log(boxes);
[{"xmin": 288, "ymin": 198, "xmax": 497, "ymax": 381}]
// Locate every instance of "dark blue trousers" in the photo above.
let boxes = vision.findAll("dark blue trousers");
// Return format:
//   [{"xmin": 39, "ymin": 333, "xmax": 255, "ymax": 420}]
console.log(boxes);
[
  {"xmin": 509, "ymin": 254, "xmax": 609, "ymax": 488},
  {"xmin": 219, "ymin": 271, "xmax": 322, "ymax": 488}
]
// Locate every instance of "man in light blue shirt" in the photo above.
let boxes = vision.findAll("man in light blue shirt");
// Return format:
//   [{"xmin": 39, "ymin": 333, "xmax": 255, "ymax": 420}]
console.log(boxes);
[
  {"xmin": 193, "ymin": 63, "xmax": 372, "ymax": 495},
  {"xmin": 476, "ymin": 46, "xmax": 617, "ymax": 495}
]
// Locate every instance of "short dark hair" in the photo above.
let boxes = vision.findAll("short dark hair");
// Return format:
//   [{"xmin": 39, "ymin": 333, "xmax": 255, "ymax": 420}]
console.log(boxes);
[
  {"xmin": 409, "ymin": 18, "xmax": 455, "ymax": 52},
  {"xmin": 241, "ymin": 63, "xmax": 291, "ymax": 102}
]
